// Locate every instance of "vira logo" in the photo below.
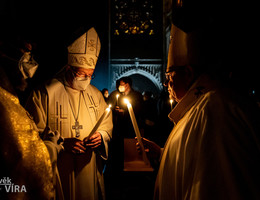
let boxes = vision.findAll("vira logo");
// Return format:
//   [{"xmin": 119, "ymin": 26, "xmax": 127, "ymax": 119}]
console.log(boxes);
[{"xmin": 0, "ymin": 177, "xmax": 27, "ymax": 193}]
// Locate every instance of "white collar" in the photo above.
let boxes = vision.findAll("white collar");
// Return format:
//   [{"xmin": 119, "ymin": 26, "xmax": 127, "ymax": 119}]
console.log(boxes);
[{"xmin": 168, "ymin": 74, "xmax": 217, "ymax": 124}]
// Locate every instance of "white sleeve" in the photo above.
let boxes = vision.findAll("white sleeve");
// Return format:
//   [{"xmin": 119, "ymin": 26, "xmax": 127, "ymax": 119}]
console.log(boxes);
[{"xmin": 25, "ymin": 87, "xmax": 48, "ymax": 134}]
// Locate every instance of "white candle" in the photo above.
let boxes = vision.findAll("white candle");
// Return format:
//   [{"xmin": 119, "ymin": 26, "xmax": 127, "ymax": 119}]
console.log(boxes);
[
  {"xmin": 124, "ymin": 98, "xmax": 150, "ymax": 165},
  {"xmin": 84, "ymin": 104, "xmax": 112, "ymax": 142},
  {"xmin": 116, "ymin": 94, "xmax": 120, "ymax": 106}
]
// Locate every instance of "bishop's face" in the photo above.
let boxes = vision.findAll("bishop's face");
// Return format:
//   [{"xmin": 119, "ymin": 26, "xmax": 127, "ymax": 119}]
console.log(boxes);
[
  {"xmin": 70, "ymin": 67, "xmax": 95, "ymax": 79},
  {"xmin": 164, "ymin": 66, "xmax": 192, "ymax": 103},
  {"xmin": 66, "ymin": 66, "xmax": 95, "ymax": 90}
]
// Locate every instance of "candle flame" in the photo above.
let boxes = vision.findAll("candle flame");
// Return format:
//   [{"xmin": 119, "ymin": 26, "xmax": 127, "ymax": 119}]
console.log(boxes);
[
  {"xmin": 124, "ymin": 98, "xmax": 131, "ymax": 106},
  {"xmin": 170, "ymin": 99, "xmax": 173, "ymax": 104},
  {"xmin": 116, "ymin": 94, "xmax": 120, "ymax": 98},
  {"xmin": 106, "ymin": 104, "xmax": 112, "ymax": 111}
]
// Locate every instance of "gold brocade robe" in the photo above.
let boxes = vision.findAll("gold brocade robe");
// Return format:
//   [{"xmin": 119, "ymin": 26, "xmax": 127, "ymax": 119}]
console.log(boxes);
[
  {"xmin": 0, "ymin": 86, "xmax": 54, "ymax": 200},
  {"xmin": 26, "ymin": 79, "xmax": 113, "ymax": 200}
]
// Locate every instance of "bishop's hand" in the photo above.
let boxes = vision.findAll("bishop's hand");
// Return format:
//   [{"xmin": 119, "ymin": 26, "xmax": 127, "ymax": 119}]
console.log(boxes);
[
  {"xmin": 63, "ymin": 138, "xmax": 86, "ymax": 154},
  {"xmin": 135, "ymin": 137, "xmax": 162, "ymax": 168},
  {"xmin": 84, "ymin": 132, "xmax": 103, "ymax": 149},
  {"xmin": 115, "ymin": 106, "xmax": 124, "ymax": 113}
]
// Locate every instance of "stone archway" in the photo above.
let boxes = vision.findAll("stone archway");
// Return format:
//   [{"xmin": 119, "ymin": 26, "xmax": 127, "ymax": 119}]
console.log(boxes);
[
  {"xmin": 109, "ymin": 58, "xmax": 163, "ymax": 93},
  {"xmin": 129, "ymin": 74, "xmax": 160, "ymax": 96}
]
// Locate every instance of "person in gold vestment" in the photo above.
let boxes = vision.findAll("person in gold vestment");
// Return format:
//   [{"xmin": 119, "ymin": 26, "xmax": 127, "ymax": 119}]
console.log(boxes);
[{"xmin": 0, "ymin": 36, "xmax": 60, "ymax": 199}]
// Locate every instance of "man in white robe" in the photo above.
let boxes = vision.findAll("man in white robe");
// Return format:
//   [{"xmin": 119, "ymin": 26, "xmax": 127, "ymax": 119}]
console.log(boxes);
[
  {"xmin": 26, "ymin": 28, "xmax": 113, "ymax": 200},
  {"xmin": 154, "ymin": 72, "xmax": 260, "ymax": 199},
  {"xmin": 137, "ymin": 3, "xmax": 260, "ymax": 199}
]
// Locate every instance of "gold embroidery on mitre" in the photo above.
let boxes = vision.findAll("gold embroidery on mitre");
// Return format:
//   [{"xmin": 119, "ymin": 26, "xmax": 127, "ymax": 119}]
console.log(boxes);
[
  {"xmin": 67, "ymin": 27, "xmax": 100, "ymax": 69},
  {"xmin": 70, "ymin": 55, "xmax": 96, "ymax": 66},
  {"xmin": 88, "ymin": 39, "xmax": 96, "ymax": 51},
  {"xmin": 88, "ymin": 57, "xmax": 96, "ymax": 66}
]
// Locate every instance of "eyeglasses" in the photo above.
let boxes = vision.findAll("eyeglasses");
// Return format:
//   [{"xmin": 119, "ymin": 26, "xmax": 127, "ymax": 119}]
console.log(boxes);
[
  {"xmin": 164, "ymin": 66, "xmax": 186, "ymax": 84},
  {"xmin": 71, "ymin": 68, "xmax": 95, "ymax": 80},
  {"xmin": 165, "ymin": 73, "xmax": 173, "ymax": 81},
  {"xmin": 165, "ymin": 71, "xmax": 176, "ymax": 81},
  {"xmin": 163, "ymin": 71, "xmax": 176, "ymax": 87},
  {"xmin": 74, "ymin": 71, "xmax": 95, "ymax": 79}
]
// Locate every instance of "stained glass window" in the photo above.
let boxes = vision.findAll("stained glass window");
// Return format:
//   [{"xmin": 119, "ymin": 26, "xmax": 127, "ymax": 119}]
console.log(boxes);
[{"xmin": 112, "ymin": 0, "xmax": 156, "ymax": 36}]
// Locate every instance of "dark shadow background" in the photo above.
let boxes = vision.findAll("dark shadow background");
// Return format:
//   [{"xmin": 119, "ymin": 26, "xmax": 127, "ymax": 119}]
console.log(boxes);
[
  {"xmin": 1, "ymin": 0, "xmax": 109, "ymax": 90},
  {"xmin": 1, "ymin": 0, "xmax": 259, "ymax": 102}
]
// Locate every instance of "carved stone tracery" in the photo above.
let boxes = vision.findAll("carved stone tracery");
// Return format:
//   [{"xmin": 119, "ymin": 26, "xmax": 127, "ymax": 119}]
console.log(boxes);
[{"xmin": 110, "ymin": 58, "xmax": 163, "ymax": 91}]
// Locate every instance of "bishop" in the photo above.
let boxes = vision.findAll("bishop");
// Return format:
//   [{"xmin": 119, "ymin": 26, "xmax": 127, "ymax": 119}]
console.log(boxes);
[{"xmin": 26, "ymin": 27, "xmax": 113, "ymax": 200}]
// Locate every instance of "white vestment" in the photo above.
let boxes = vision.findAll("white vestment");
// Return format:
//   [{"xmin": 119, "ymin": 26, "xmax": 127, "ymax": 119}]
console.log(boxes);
[
  {"xmin": 26, "ymin": 78, "xmax": 113, "ymax": 200},
  {"xmin": 155, "ymin": 75, "xmax": 260, "ymax": 200}
]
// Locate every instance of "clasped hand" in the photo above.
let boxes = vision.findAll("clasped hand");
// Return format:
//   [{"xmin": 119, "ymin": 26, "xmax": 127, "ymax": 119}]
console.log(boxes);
[
  {"xmin": 115, "ymin": 106, "xmax": 124, "ymax": 113},
  {"xmin": 63, "ymin": 132, "xmax": 102, "ymax": 154},
  {"xmin": 136, "ymin": 137, "xmax": 162, "ymax": 166}
]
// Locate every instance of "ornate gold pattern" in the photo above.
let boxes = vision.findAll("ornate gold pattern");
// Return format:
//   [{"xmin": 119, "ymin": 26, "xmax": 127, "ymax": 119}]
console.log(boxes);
[
  {"xmin": 0, "ymin": 86, "xmax": 54, "ymax": 199},
  {"xmin": 69, "ymin": 55, "xmax": 96, "ymax": 67},
  {"xmin": 88, "ymin": 39, "xmax": 96, "ymax": 51}
]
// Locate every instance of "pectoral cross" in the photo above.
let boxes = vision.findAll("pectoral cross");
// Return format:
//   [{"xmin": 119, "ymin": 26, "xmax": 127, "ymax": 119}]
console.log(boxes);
[{"xmin": 72, "ymin": 121, "xmax": 83, "ymax": 137}]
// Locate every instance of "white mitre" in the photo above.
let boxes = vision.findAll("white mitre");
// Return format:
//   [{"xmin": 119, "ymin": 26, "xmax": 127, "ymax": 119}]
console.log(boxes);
[
  {"xmin": 167, "ymin": 23, "xmax": 220, "ymax": 73},
  {"xmin": 68, "ymin": 27, "xmax": 101, "ymax": 69},
  {"xmin": 167, "ymin": 24, "xmax": 204, "ymax": 72}
]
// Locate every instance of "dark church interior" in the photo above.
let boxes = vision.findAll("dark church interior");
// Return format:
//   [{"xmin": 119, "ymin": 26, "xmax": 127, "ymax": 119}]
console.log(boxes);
[
  {"xmin": 1, "ymin": 0, "xmax": 259, "ymax": 99},
  {"xmin": 1, "ymin": 0, "xmax": 260, "ymax": 200}
]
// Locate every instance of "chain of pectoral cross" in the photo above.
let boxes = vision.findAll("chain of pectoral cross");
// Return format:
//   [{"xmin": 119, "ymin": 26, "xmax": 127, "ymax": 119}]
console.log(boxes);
[{"xmin": 69, "ymin": 91, "xmax": 83, "ymax": 137}]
